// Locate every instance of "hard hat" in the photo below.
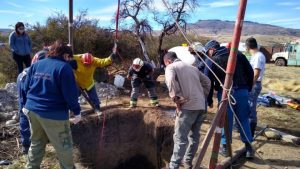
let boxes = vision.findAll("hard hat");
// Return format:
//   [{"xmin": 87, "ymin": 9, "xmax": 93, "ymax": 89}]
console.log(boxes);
[
  {"xmin": 132, "ymin": 58, "xmax": 144, "ymax": 72},
  {"xmin": 182, "ymin": 43, "xmax": 188, "ymax": 47},
  {"xmin": 191, "ymin": 42, "xmax": 204, "ymax": 53},
  {"xmin": 81, "ymin": 53, "xmax": 93, "ymax": 65}
]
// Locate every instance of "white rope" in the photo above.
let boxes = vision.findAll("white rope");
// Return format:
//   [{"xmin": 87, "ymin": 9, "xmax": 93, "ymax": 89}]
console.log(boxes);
[
  {"xmin": 161, "ymin": 0, "xmax": 227, "ymax": 90},
  {"xmin": 162, "ymin": 1, "xmax": 277, "ymax": 168},
  {"xmin": 227, "ymin": 88, "xmax": 278, "ymax": 169}
]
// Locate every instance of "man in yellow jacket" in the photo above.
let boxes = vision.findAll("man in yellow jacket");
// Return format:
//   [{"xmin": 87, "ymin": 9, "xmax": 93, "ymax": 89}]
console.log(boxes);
[{"xmin": 73, "ymin": 51, "xmax": 117, "ymax": 115}]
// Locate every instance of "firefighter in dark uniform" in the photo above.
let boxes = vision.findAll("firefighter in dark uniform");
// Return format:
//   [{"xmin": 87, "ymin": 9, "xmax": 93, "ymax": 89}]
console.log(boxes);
[{"xmin": 127, "ymin": 58, "xmax": 159, "ymax": 108}]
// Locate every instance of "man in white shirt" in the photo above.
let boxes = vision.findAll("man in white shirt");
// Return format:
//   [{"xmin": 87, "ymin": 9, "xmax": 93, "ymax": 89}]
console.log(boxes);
[{"xmin": 246, "ymin": 37, "xmax": 266, "ymax": 138}]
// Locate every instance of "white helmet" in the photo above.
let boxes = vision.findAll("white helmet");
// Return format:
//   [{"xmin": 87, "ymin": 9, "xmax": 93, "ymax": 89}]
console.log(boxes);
[
  {"xmin": 132, "ymin": 58, "xmax": 144, "ymax": 72},
  {"xmin": 191, "ymin": 42, "xmax": 204, "ymax": 53}
]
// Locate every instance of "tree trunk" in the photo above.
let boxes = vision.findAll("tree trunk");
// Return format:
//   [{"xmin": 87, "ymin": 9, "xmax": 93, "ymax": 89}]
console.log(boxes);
[
  {"xmin": 157, "ymin": 32, "xmax": 165, "ymax": 68},
  {"xmin": 157, "ymin": 32, "xmax": 165, "ymax": 54},
  {"xmin": 137, "ymin": 36, "xmax": 150, "ymax": 62}
]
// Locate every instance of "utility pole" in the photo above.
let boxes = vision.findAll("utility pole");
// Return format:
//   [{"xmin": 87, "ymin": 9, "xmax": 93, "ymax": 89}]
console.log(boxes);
[
  {"xmin": 193, "ymin": 0, "xmax": 248, "ymax": 168},
  {"xmin": 68, "ymin": 0, "xmax": 74, "ymax": 51}
]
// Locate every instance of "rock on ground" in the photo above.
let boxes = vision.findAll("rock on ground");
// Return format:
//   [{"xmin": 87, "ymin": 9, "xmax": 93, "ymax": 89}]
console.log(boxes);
[
  {"xmin": 95, "ymin": 82, "xmax": 120, "ymax": 100},
  {"xmin": 5, "ymin": 83, "xmax": 18, "ymax": 98},
  {"xmin": 0, "ymin": 88, "xmax": 18, "ymax": 112}
]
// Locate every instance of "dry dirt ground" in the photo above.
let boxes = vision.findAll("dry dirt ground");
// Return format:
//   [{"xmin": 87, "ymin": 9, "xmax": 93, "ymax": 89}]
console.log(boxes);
[{"xmin": 1, "ymin": 64, "xmax": 300, "ymax": 169}]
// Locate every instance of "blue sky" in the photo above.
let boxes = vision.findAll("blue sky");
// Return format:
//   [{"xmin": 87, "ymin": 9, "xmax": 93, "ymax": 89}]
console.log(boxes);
[{"xmin": 0, "ymin": 0, "xmax": 300, "ymax": 30}]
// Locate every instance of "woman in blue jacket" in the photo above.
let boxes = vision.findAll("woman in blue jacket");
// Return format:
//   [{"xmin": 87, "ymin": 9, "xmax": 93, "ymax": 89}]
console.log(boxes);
[
  {"xmin": 9, "ymin": 22, "xmax": 32, "ymax": 74},
  {"xmin": 23, "ymin": 40, "xmax": 81, "ymax": 169}
]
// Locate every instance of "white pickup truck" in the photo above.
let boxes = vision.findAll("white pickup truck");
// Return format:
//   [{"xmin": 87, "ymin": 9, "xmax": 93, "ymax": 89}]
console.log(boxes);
[{"xmin": 271, "ymin": 41, "xmax": 300, "ymax": 66}]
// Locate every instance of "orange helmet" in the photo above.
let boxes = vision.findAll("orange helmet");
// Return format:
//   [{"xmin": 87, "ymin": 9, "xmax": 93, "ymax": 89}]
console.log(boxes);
[{"xmin": 81, "ymin": 53, "xmax": 93, "ymax": 65}]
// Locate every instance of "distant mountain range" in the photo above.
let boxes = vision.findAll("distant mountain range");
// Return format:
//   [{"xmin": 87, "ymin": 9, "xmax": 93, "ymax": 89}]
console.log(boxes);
[
  {"xmin": 2, "ymin": 19, "xmax": 300, "ymax": 37},
  {"xmin": 0, "ymin": 29, "xmax": 12, "ymax": 36},
  {"xmin": 187, "ymin": 20, "xmax": 300, "ymax": 37}
]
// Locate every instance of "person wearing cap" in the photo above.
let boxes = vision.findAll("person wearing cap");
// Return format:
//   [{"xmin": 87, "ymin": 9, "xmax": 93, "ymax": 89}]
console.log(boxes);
[
  {"xmin": 189, "ymin": 42, "xmax": 206, "ymax": 72},
  {"xmin": 23, "ymin": 40, "xmax": 80, "ymax": 169},
  {"xmin": 189, "ymin": 42, "xmax": 214, "ymax": 108},
  {"xmin": 9, "ymin": 22, "xmax": 32, "ymax": 74},
  {"xmin": 246, "ymin": 37, "xmax": 266, "ymax": 138},
  {"xmin": 204, "ymin": 40, "xmax": 255, "ymax": 159},
  {"xmin": 164, "ymin": 52, "xmax": 211, "ymax": 169},
  {"xmin": 127, "ymin": 58, "xmax": 159, "ymax": 108},
  {"xmin": 73, "ymin": 46, "xmax": 118, "ymax": 116},
  {"xmin": 16, "ymin": 46, "xmax": 50, "ymax": 155}
]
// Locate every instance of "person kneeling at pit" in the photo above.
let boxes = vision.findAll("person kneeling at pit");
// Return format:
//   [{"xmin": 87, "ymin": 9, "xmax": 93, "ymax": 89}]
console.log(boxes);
[{"xmin": 127, "ymin": 58, "xmax": 159, "ymax": 108}]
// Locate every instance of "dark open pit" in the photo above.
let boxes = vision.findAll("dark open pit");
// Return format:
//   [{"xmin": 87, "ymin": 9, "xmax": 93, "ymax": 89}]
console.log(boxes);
[{"xmin": 71, "ymin": 107, "xmax": 174, "ymax": 169}]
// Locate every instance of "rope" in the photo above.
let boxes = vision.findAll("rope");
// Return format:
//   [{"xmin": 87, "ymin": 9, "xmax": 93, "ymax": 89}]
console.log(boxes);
[
  {"xmin": 227, "ymin": 88, "xmax": 278, "ymax": 169},
  {"xmin": 98, "ymin": 0, "xmax": 120, "ymax": 159},
  {"xmin": 116, "ymin": 0, "xmax": 121, "ymax": 40},
  {"xmin": 98, "ymin": 94, "xmax": 108, "ymax": 160},
  {"xmin": 161, "ymin": 0, "xmax": 227, "ymax": 90},
  {"xmin": 113, "ymin": 0, "xmax": 129, "ymax": 70},
  {"xmin": 162, "ymin": 1, "xmax": 276, "ymax": 168}
]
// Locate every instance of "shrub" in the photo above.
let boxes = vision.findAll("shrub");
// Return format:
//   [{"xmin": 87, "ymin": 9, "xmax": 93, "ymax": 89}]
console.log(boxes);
[{"xmin": 0, "ymin": 46, "xmax": 18, "ymax": 86}]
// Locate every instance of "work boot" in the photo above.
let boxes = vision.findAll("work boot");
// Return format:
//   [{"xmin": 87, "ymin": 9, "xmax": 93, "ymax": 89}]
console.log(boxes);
[
  {"xmin": 245, "ymin": 143, "xmax": 254, "ymax": 159},
  {"xmin": 153, "ymin": 103, "xmax": 160, "ymax": 107},
  {"xmin": 130, "ymin": 100, "xmax": 137, "ymax": 108},
  {"xmin": 150, "ymin": 98, "xmax": 159, "ymax": 107},
  {"xmin": 129, "ymin": 104, "xmax": 136, "ymax": 108},
  {"xmin": 219, "ymin": 144, "xmax": 229, "ymax": 157}
]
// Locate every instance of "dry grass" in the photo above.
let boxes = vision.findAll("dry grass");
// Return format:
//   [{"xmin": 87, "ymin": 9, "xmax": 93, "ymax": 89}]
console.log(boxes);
[
  {"xmin": 203, "ymin": 34, "xmax": 296, "ymax": 46},
  {"xmin": 6, "ymin": 145, "xmax": 60, "ymax": 169},
  {"xmin": 262, "ymin": 64, "xmax": 300, "ymax": 98},
  {"xmin": 258, "ymin": 64, "xmax": 300, "ymax": 136}
]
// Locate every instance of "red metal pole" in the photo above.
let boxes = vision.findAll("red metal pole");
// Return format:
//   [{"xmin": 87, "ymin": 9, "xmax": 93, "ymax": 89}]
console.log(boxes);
[
  {"xmin": 209, "ymin": 0, "xmax": 248, "ymax": 168},
  {"xmin": 192, "ymin": 0, "xmax": 248, "ymax": 169},
  {"xmin": 115, "ymin": 0, "xmax": 121, "ymax": 40}
]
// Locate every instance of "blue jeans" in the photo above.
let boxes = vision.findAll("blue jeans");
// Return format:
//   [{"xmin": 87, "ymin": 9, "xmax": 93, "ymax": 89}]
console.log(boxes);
[
  {"xmin": 20, "ymin": 110, "xmax": 31, "ymax": 148},
  {"xmin": 217, "ymin": 89, "xmax": 253, "ymax": 144},
  {"xmin": 80, "ymin": 85, "xmax": 101, "ymax": 110},
  {"xmin": 248, "ymin": 82, "xmax": 262, "ymax": 124},
  {"xmin": 169, "ymin": 109, "xmax": 206, "ymax": 169}
]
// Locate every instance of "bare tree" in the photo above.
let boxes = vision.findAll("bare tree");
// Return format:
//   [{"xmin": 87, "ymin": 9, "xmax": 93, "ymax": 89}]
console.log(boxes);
[
  {"xmin": 119, "ymin": 0, "xmax": 153, "ymax": 61},
  {"xmin": 154, "ymin": 0, "xmax": 198, "ymax": 63}
]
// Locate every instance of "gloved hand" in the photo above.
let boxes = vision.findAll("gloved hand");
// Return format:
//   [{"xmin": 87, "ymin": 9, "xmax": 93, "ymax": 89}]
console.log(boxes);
[
  {"xmin": 110, "ymin": 53, "xmax": 118, "ymax": 61},
  {"xmin": 132, "ymin": 74, "xmax": 139, "ymax": 80},
  {"xmin": 109, "ymin": 42, "xmax": 119, "ymax": 62},
  {"xmin": 113, "ymin": 42, "xmax": 117, "ymax": 54},
  {"xmin": 22, "ymin": 107, "xmax": 30, "ymax": 116},
  {"xmin": 70, "ymin": 114, "xmax": 81, "ymax": 124}
]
